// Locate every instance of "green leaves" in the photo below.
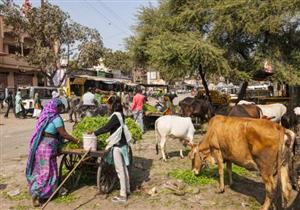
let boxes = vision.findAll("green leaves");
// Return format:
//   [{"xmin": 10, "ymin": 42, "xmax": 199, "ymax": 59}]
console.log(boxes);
[
  {"xmin": 65, "ymin": 116, "xmax": 142, "ymax": 150},
  {"xmin": 129, "ymin": 0, "xmax": 300, "ymax": 84},
  {"xmin": 1, "ymin": 2, "xmax": 104, "ymax": 85}
]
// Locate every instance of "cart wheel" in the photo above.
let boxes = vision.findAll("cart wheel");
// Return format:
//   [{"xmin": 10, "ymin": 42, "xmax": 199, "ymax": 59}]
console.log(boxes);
[
  {"xmin": 59, "ymin": 154, "xmax": 82, "ymax": 189},
  {"xmin": 97, "ymin": 161, "xmax": 118, "ymax": 194}
]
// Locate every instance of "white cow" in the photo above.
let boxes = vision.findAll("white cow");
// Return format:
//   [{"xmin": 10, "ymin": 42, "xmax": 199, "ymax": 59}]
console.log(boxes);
[
  {"xmin": 155, "ymin": 115, "xmax": 195, "ymax": 161},
  {"xmin": 237, "ymin": 100, "xmax": 256, "ymax": 105},
  {"xmin": 257, "ymin": 103, "xmax": 287, "ymax": 123},
  {"xmin": 293, "ymin": 107, "xmax": 300, "ymax": 116}
]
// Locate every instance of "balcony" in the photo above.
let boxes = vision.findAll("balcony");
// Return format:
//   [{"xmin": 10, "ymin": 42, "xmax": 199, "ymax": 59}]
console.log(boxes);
[{"xmin": 0, "ymin": 54, "xmax": 35, "ymax": 70}]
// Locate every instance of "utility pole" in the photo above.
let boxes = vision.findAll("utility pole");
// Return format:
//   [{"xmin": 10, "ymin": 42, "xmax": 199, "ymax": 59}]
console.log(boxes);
[{"xmin": 41, "ymin": 0, "xmax": 45, "ymax": 7}]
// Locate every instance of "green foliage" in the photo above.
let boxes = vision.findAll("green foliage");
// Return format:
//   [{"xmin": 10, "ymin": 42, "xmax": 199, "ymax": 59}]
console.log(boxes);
[
  {"xmin": 125, "ymin": 118, "xmax": 143, "ymax": 141},
  {"xmin": 143, "ymin": 104, "xmax": 157, "ymax": 113},
  {"xmin": 1, "ymin": 2, "xmax": 104, "ymax": 86},
  {"xmin": 169, "ymin": 169, "xmax": 217, "ymax": 185},
  {"xmin": 128, "ymin": 0, "xmax": 300, "ymax": 84},
  {"xmin": 169, "ymin": 165, "xmax": 248, "ymax": 186},
  {"xmin": 65, "ymin": 116, "xmax": 142, "ymax": 150},
  {"xmin": 53, "ymin": 194, "xmax": 77, "ymax": 204},
  {"xmin": 103, "ymin": 49, "xmax": 132, "ymax": 74}
]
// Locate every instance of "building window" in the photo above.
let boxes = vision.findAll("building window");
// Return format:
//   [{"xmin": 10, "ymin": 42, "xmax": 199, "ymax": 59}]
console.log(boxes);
[{"xmin": 8, "ymin": 45, "xmax": 30, "ymax": 56}]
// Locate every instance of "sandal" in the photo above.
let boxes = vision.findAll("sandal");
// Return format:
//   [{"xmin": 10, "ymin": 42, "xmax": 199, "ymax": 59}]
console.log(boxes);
[
  {"xmin": 112, "ymin": 196, "xmax": 127, "ymax": 204},
  {"xmin": 32, "ymin": 196, "xmax": 41, "ymax": 207}
]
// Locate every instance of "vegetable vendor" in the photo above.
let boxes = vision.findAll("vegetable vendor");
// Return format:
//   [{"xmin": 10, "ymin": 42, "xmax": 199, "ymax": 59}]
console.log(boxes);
[
  {"xmin": 26, "ymin": 98, "xmax": 79, "ymax": 207},
  {"xmin": 93, "ymin": 97, "xmax": 132, "ymax": 204},
  {"xmin": 163, "ymin": 95, "xmax": 174, "ymax": 115}
]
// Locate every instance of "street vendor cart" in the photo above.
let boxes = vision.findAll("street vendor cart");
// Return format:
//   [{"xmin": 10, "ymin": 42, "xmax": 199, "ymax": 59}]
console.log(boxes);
[{"xmin": 59, "ymin": 147, "xmax": 132, "ymax": 194}]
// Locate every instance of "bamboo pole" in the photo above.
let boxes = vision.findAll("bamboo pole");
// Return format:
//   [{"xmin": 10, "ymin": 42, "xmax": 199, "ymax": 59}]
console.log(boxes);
[{"xmin": 41, "ymin": 149, "xmax": 90, "ymax": 210}]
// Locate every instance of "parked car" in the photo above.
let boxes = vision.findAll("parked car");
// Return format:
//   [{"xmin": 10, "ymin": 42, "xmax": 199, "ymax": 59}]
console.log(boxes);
[{"xmin": 18, "ymin": 86, "xmax": 69, "ymax": 114}]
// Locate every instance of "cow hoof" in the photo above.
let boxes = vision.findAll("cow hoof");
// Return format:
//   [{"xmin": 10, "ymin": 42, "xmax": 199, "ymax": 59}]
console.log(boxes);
[{"xmin": 215, "ymin": 188, "xmax": 225, "ymax": 194}]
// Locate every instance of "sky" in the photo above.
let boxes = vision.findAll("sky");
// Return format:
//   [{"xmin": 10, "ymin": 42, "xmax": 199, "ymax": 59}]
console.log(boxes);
[{"xmin": 13, "ymin": 0, "xmax": 158, "ymax": 51}]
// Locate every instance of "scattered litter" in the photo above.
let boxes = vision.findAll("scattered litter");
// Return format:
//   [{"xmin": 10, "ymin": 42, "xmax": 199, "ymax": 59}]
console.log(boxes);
[
  {"xmin": 147, "ymin": 187, "xmax": 157, "ymax": 196},
  {"xmin": 7, "ymin": 189, "xmax": 20, "ymax": 197}
]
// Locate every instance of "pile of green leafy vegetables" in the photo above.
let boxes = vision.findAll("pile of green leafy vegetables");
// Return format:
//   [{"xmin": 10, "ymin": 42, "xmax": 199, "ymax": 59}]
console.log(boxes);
[{"xmin": 63, "ymin": 116, "xmax": 142, "ymax": 150}]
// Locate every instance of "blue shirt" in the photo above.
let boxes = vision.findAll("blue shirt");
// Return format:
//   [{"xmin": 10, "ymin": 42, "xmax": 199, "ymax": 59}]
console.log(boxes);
[{"xmin": 44, "ymin": 116, "xmax": 64, "ymax": 134}]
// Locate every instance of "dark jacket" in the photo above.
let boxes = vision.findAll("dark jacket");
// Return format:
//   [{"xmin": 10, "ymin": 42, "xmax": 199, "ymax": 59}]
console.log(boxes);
[{"xmin": 94, "ymin": 114, "xmax": 127, "ymax": 146}]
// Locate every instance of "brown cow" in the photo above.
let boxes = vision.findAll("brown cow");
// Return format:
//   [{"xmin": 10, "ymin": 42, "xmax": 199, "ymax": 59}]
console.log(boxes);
[
  {"xmin": 188, "ymin": 115, "xmax": 296, "ymax": 210},
  {"xmin": 228, "ymin": 104, "xmax": 262, "ymax": 118}
]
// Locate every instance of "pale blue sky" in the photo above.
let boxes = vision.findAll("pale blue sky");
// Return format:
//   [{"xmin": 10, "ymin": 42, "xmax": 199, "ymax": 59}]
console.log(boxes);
[{"xmin": 13, "ymin": 0, "xmax": 158, "ymax": 51}]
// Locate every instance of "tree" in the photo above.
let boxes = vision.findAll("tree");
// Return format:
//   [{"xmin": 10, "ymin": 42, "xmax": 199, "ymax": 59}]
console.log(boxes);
[
  {"xmin": 102, "ymin": 49, "xmax": 132, "ymax": 75},
  {"xmin": 128, "ymin": 1, "xmax": 230, "ymax": 100},
  {"xmin": 1, "ymin": 2, "xmax": 104, "ymax": 86},
  {"xmin": 128, "ymin": 0, "xmax": 300, "ymax": 100}
]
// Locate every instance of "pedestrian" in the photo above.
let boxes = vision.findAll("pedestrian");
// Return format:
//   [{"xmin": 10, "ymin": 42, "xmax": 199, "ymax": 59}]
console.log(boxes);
[
  {"xmin": 122, "ymin": 91, "xmax": 131, "ymax": 116},
  {"xmin": 163, "ymin": 95, "xmax": 174, "ymax": 115},
  {"xmin": 82, "ymin": 87, "xmax": 97, "ymax": 107},
  {"xmin": 26, "ymin": 98, "xmax": 79, "ymax": 207},
  {"xmin": 4, "ymin": 91, "xmax": 13, "ymax": 118},
  {"xmin": 131, "ymin": 86, "xmax": 145, "ymax": 133},
  {"xmin": 32, "ymin": 93, "xmax": 42, "ymax": 118},
  {"xmin": 68, "ymin": 92, "xmax": 79, "ymax": 123},
  {"xmin": 15, "ymin": 91, "xmax": 26, "ymax": 118},
  {"xmin": 93, "ymin": 98, "xmax": 131, "ymax": 204}
]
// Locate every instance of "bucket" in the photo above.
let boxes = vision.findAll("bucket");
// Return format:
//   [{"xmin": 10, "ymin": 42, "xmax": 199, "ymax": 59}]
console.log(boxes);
[{"xmin": 83, "ymin": 133, "xmax": 97, "ymax": 151}]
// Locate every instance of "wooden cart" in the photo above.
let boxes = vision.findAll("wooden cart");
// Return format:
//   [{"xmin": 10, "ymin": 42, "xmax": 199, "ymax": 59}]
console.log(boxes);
[
  {"xmin": 144, "ymin": 112, "xmax": 163, "ymax": 130},
  {"xmin": 59, "ymin": 147, "xmax": 132, "ymax": 194}
]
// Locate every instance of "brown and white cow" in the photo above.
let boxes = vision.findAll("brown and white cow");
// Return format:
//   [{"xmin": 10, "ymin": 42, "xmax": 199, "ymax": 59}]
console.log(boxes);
[{"xmin": 188, "ymin": 115, "xmax": 296, "ymax": 210}]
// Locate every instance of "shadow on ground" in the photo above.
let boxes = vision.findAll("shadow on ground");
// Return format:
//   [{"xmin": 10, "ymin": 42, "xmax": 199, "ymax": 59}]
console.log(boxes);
[{"xmin": 130, "ymin": 156, "xmax": 153, "ymax": 191}]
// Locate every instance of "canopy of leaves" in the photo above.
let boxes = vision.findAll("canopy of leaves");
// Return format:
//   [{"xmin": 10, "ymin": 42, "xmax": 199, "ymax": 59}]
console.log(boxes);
[
  {"xmin": 1, "ymin": 2, "xmax": 104, "ymax": 85},
  {"xmin": 102, "ymin": 49, "xmax": 132, "ymax": 74},
  {"xmin": 128, "ymin": 0, "xmax": 300, "ymax": 84}
]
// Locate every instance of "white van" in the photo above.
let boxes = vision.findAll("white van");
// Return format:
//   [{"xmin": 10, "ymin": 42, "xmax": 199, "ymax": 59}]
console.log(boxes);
[{"xmin": 18, "ymin": 86, "xmax": 69, "ymax": 113}]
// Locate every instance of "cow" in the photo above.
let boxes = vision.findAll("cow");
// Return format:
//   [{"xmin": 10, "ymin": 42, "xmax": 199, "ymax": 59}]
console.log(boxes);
[
  {"xmin": 179, "ymin": 97, "xmax": 214, "ymax": 123},
  {"xmin": 188, "ymin": 115, "xmax": 296, "ymax": 210},
  {"xmin": 237, "ymin": 100, "xmax": 256, "ymax": 105},
  {"xmin": 281, "ymin": 107, "xmax": 300, "ymax": 134},
  {"xmin": 228, "ymin": 104, "xmax": 262, "ymax": 118},
  {"xmin": 257, "ymin": 103, "xmax": 287, "ymax": 123},
  {"xmin": 155, "ymin": 115, "xmax": 195, "ymax": 161}
]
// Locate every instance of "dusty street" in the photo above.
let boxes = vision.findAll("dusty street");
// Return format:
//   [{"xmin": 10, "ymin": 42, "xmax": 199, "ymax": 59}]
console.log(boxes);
[{"xmin": 0, "ymin": 113, "xmax": 299, "ymax": 210}]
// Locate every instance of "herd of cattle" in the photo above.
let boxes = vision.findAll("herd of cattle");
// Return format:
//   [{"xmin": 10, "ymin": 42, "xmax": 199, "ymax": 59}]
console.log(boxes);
[{"xmin": 156, "ymin": 98, "xmax": 300, "ymax": 210}]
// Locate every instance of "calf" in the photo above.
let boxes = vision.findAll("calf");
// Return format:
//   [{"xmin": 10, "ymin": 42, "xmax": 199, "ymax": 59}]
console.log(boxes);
[
  {"xmin": 155, "ymin": 115, "xmax": 195, "ymax": 161},
  {"xmin": 189, "ymin": 115, "xmax": 296, "ymax": 210}
]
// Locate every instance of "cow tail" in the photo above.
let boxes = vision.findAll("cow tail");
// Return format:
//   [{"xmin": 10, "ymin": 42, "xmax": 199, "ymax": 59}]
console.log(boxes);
[{"xmin": 155, "ymin": 120, "xmax": 159, "ymax": 155}]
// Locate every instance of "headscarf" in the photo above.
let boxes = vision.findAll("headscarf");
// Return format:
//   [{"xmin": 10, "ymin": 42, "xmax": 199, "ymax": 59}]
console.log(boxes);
[{"xmin": 26, "ymin": 98, "xmax": 63, "ymax": 178}]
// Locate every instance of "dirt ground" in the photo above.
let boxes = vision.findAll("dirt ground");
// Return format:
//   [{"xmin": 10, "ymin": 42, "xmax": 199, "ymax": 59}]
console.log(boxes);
[{"xmin": 0, "ymin": 112, "xmax": 299, "ymax": 210}]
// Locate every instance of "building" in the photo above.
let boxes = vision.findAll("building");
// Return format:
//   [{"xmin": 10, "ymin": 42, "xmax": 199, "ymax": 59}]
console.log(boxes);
[{"xmin": 0, "ymin": 15, "xmax": 39, "ymax": 90}]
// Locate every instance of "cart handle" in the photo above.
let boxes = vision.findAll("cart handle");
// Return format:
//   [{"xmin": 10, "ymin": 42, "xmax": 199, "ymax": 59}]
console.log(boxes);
[{"xmin": 41, "ymin": 149, "xmax": 90, "ymax": 210}]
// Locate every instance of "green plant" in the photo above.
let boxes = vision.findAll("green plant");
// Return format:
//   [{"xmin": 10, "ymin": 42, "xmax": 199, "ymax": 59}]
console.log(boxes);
[
  {"xmin": 53, "ymin": 194, "xmax": 77, "ymax": 204},
  {"xmin": 169, "ymin": 165, "xmax": 248, "ymax": 186},
  {"xmin": 63, "ymin": 116, "xmax": 142, "ymax": 150}
]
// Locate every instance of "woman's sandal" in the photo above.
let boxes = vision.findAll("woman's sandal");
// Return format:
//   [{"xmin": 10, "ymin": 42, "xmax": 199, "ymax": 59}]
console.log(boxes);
[
  {"xmin": 112, "ymin": 196, "xmax": 127, "ymax": 204},
  {"xmin": 32, "ymin": 196, "xmax": 41, "ymax": 207}
]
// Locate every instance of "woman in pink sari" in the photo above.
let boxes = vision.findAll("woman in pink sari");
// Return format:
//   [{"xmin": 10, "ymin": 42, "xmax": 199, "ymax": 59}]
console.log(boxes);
[{"xmin": 26, "ymin": 98, "xmax": 79, "ymax": 207}]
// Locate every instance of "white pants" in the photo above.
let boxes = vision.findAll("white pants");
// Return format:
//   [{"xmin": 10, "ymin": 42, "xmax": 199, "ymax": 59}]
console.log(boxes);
[
  {"xmin": 133, "ymin": 110, "xmax": 144, "ymax": 133},
  {"xmin": 113, "ymin": 147, "xmax": 130, "ymax": 197}
]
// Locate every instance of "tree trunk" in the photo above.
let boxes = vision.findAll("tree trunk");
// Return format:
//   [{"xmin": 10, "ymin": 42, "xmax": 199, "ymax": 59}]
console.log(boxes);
[
  {"xmin": 198, "ymin": 64, "xmax": 211, "ymax": 102},
  {"xmin": 236, "ymin": 81, "xmax": 248, "ymax": 104}
]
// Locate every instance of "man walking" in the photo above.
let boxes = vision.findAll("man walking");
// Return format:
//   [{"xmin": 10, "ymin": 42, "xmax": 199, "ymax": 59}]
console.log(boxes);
[
  {"xmin": 131, "ymin": 86, "xmax": 145, "ymax": 133},
  {"xmin": 4, "ymin": 91, "xmax": 13, "ymax": 118}
]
